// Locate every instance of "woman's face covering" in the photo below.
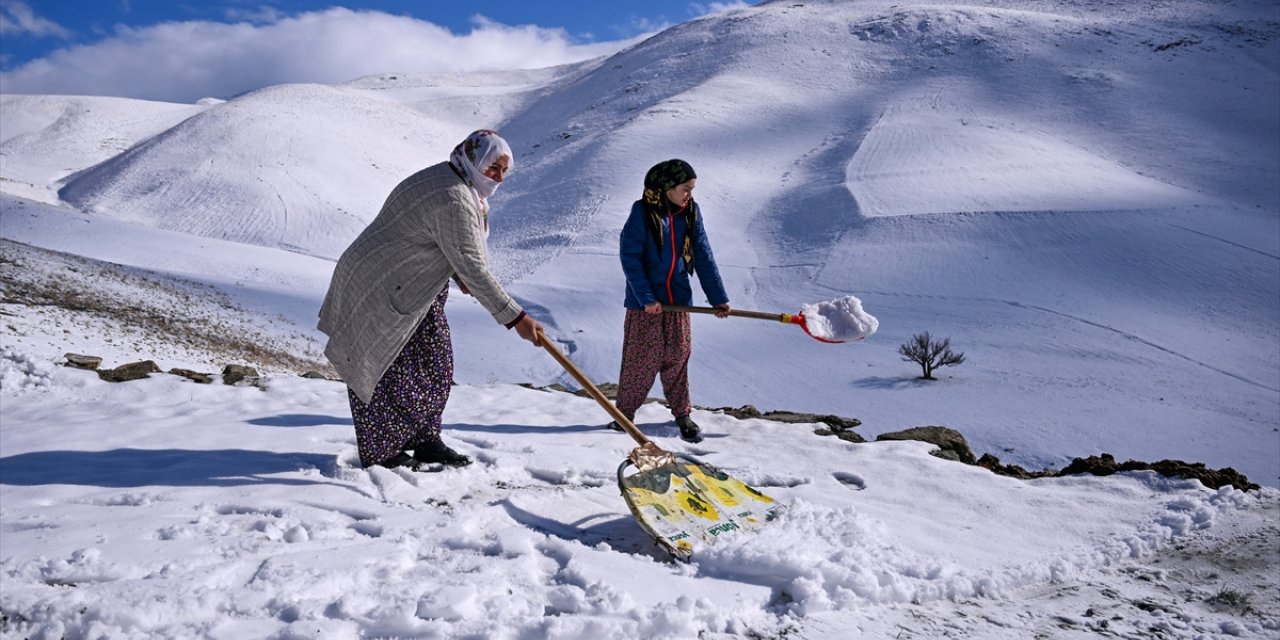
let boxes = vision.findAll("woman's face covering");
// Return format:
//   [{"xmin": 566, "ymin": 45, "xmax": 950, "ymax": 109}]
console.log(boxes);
[{"xmin": 483, "ymin": 155, "xmax": 511, "ymax": 183}]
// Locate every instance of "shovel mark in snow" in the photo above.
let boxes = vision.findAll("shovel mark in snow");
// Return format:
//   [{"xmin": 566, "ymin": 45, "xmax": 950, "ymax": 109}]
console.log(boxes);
[
  {"xmin": 528, "ymin": 467, "xmax": 610, "ymax": 487},
  {"xmin": 3, "ymin": 519, "xmax": 59, "ymax": 533},
  {"xmin": 85, "ymin": 492, "xmax": 162, "ymax": 507},
  {"xmin": 729, "ymin": 471, "xmax": 810, "ymax": 489},
  {"xmin": 215, "ymin": 504, "xmax": 286, "ymax": 518}
]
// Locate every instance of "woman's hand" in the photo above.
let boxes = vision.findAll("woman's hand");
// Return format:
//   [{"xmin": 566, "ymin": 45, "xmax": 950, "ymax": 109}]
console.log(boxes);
[
  {"xmin": 713, "ymin": 303, "xmax": 731, "ymax": 318},
  {"xmin": 513, "ymin": 314, "xmax": 542, "ymax": 346},
  {"xmin": 644, "ymin": 302, "xmax": 663, "ymax": 315}
]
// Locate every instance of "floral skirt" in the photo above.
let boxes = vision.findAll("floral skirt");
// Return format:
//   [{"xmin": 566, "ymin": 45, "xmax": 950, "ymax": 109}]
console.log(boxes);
[{"xmin": 348, "ymin": 287, "xmax": 453, "ymax": 467}]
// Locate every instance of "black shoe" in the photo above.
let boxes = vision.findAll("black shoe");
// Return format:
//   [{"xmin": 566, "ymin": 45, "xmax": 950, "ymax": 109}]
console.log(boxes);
[
  {"xmin": 675, "ymin": 416, "xmax": 703, "ymax": 443},
  {"xmin": 606, "ymin": 420, "xmax": 625, "ymax": 432},
  {"xmin": 413, "ymin": 440, "xmax": 473, "ymax": 467},
  {"xmin": 375, "ymin": 452, "xmax": 421, "ymax": 470}
]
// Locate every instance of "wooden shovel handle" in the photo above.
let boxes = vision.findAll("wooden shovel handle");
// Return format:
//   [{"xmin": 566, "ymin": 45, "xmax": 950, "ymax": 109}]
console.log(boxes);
[
  {"xmin": 662, "ymin": 305, "xmax": 793, "ymax": 323},
  {"xmin": 537, "ymin": 330, "xmax": 653, "ymax": 447}
]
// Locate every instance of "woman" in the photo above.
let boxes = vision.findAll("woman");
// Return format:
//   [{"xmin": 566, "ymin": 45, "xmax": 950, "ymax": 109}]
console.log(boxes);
[
  {"xmin": 615, "ymin": 159, "xmax": 730, "ymax": 443},
  {"xmin": 318, "ymin": 130, "xmax": 542, "ymax": 470}
]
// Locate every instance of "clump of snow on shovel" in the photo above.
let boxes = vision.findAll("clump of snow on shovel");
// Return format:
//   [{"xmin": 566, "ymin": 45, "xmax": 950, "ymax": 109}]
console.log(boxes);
[{"xmin": 800, "ymin": 296, "xmax": 878, "ymax": 342}]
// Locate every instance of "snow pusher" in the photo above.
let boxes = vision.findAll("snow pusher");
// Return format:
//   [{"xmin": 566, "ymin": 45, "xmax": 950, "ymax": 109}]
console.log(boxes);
[
  {"xmin": 663, "ymin": 297, "xmax": 877, "ymax": 344},
  {"xmin": 537, "ymin": 330, "xmax": 778, "ymax": 559}
]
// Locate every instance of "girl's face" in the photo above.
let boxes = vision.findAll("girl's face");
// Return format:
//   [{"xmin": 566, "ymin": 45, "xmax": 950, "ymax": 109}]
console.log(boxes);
[{"xmin": 665, "ymin": 178, "xmax": 696, "ymax": 208}]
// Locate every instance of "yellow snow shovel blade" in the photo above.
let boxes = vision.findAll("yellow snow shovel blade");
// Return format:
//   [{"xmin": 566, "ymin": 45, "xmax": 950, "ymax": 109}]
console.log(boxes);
[
  {"xmin": 618, "ymin": 454, "xmax": 778, "ymax": 559},
  {"xmin": 538, "ymin": 330, "xmax": 779, "ymax": 559}
]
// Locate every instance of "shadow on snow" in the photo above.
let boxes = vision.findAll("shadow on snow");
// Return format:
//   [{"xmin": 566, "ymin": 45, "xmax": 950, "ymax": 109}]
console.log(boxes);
[
  {"xmin": 0, "ymin": 448, "xmax": 339, "ymax": 488},
  {"xmin": 498, "ymin": 499, "xmax": 669, "ymax": 560},
  {"xmin": 247, "ymin": 413, "xmax": 353, "ymax": 427}
]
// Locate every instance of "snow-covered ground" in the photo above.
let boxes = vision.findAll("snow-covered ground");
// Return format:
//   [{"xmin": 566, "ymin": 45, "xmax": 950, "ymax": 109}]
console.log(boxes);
[
  {"xmin": 1, "ymin": 0, "xmax": 1277, "ymax": 637},
  {"xmin": 1, "ymin": 359, "xmax": 1276, "ymax": 638}
]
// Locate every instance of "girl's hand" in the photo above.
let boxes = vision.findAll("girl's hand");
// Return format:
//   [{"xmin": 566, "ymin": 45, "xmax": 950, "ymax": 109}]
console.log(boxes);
[
  {"xmin": 713, "ymin": 303, "xmax": 731, "ymax": 318},
  {"xmin": 644, "ymin": 302, "xmax": 662, "ymax": 314}
]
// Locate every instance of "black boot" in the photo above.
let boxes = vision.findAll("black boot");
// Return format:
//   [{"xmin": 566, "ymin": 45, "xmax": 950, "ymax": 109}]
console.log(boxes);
[
  {"xmin": 375, "ymin": 452, "xmax": 421, "ymax": 470},
  {"xmin": 675, "ymin": 416, "xmax": 703, "ymax": 443},
  {"xmin": 413, "ymin": 440, "xmax": 473, "ymax": 467}
]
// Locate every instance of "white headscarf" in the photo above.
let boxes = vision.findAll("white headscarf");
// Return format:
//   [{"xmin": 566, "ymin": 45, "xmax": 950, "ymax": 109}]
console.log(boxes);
[{"xmin": 448, "ymin": 130, "xmax": 513, "ymax": 214}]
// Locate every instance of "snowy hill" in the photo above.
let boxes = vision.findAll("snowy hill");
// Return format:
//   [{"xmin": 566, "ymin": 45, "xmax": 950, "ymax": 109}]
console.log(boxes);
[
  {"xmin": 0, "ymin": 94, "xmax": 207, "ymax": 204},
  {"xmin": 1, "ymin": 0, "xmax": 1276, "ymax": 484},
  {"xmin": 54, "ymin": 70, "xmax": 583, "ymax": 259},
  {"xmin": 1, "ymin": 1, "xmax": 1279, "ymax": 635}
]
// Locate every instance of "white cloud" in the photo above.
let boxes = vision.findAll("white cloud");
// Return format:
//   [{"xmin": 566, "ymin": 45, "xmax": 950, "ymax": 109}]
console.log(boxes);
[
  {"xmin": 220, "ymin": 6, "xmax": 285, "ymax": 25},
  {"xmin": 0, "ymin": 0, "xmax": 72, "ymax": 38},
  {"xmin": 0, "ymin": 7, "xmax": 630, "ymax": 103},
  {"xmin": 693, "ymin": 1, "xmax": 755, "ymax": 16},
  {"xmin": 608, "ymin": 2, "xmax": 753, "ymax": 40}
]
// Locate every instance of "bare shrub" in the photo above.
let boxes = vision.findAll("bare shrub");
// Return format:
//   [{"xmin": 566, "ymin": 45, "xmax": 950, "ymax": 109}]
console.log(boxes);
[{"xmin": 898, "ymin": 331, "xmax": 965, "ymax": 380}]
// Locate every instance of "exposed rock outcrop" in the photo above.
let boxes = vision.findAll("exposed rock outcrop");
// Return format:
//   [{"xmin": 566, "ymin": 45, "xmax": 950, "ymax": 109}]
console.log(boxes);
[{"xmin": 97, "ymin": 360, "xmax": 160, "ymax": 382}]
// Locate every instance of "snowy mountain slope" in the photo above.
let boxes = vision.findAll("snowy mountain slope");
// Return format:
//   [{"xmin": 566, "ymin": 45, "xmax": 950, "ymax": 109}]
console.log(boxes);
[
  {"xmin": 55, "ymin": 82, "xmax": 504, "ymax": 259},
  {"xmin": 49, "ymin": 63, "xmax": 592, "ymax": 259},
  {"xmin": 1, "ymin": 2, "xmax": 1279, "ymax": 637},
  {"xmin": 0, "ymin": 236, "xmax": 332, "ymax": 375},
  {"xmin": 491, "ymin": 0, "xmax": 1278, "ymax": 266},
  {"xmin": 0, "ymin": 0, "xmax": 1277, "ymax": 487},
  {"xmin": 0, "ymin": 196, "xmax": 335, "ymax": 344},
  {"xmin": 0, "ymin": 94, "xmax": 208, "ymax": 204},
  {"xmin": 476, "ymin": 0, "xmax": 1280, "ymax": 486}
]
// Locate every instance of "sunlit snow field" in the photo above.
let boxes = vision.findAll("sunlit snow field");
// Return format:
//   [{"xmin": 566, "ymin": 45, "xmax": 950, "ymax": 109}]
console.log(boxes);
[{"xmin": 1, "ymin": 0, "xmax": 1277, "ymax": 637}]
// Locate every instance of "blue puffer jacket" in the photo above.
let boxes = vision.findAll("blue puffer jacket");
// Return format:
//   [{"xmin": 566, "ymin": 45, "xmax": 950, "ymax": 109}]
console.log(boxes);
[{"xmin": 620, "ymin": 199, "xmax": 729, "ymax": 310}]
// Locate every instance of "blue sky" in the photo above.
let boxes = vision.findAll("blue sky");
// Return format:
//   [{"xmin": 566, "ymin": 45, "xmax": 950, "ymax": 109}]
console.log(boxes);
[{"xmin": 0, "ymin": 0, "xmax": 753, "ymax": 102}]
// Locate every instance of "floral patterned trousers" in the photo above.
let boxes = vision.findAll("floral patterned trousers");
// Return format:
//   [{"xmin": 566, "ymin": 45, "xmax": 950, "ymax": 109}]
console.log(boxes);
[{"xmin": 615, "ymin": 309, "xmax": 692, "ymax": 421}]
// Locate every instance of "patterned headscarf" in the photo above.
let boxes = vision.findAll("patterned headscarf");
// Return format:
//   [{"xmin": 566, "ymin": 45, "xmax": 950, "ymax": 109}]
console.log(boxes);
[
  {"xmin": 641, "ymin": 159, "xmax": 698, "ymax": 274},
  {"xmin": 448, "ymin": 130, "xmax": 513, "ymax": 214}
]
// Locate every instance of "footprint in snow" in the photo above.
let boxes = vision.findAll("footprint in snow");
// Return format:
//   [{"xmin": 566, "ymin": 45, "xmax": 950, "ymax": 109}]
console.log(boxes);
[
  {"xmin": 833, "ymin": 471, "xmax": 867, "ymax": 490},
  {"xmin": 349, "ymin": 521, "xmax": 384, "ymax": 538}
]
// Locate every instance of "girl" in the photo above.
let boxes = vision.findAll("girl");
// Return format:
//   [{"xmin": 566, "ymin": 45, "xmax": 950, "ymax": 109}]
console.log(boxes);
[{"xmin": 614, "ymin": 159, "xmax": 730, "ymax": 443}]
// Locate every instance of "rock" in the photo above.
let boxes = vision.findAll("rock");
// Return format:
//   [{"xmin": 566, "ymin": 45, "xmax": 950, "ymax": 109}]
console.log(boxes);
[
  {"xmin": 768, "ymin": 411, "xmax": 862, "ymax": 432},
  {"xmin": 977, "ymin": 453, "xmax": 1049, "ymax": 480},
  {"xmin": 705, "ymin": 405, "xmax": 866, "ymax": 440},
  {"xmin": 715, "ymin": 404, "xmax": 761, "ymax": 419},
  {"xmin": 300, "ymin": 371, "xmax": 330, "ymax": 380},
  {"xmin": 876, "ymin": 426, "xmax": 977, "ymax": 464},
  {"xmin": 63, "ymin": 353, "xmax": 102, "ymax": 370},
  {"xmin": 1059, "ymin": 453, "xmax": 1259, "ymax": 491},
  {"xmin": 97, "ymin": 360, "xmax": 161, "ymax": 382},
  {"xmin": 815, "ymin": 427, "xmax": 867, "ymax": 443},
  {"xmin": 169, "ymin": 368, "xmax": 213, "ymax": 384},
  {"xmin": 222, "ymin": 364, "xmax": 260, "ymax": 386},
  {"xmin": 1059, "ymin": 453, "xmax": 1121, "ymax": 477}
]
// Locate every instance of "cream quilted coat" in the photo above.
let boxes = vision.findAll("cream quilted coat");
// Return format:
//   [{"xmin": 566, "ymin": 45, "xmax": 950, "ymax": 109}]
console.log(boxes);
[{"xmin": 318, "ymin": 162, "xmax": 523, "ymax": 402}]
